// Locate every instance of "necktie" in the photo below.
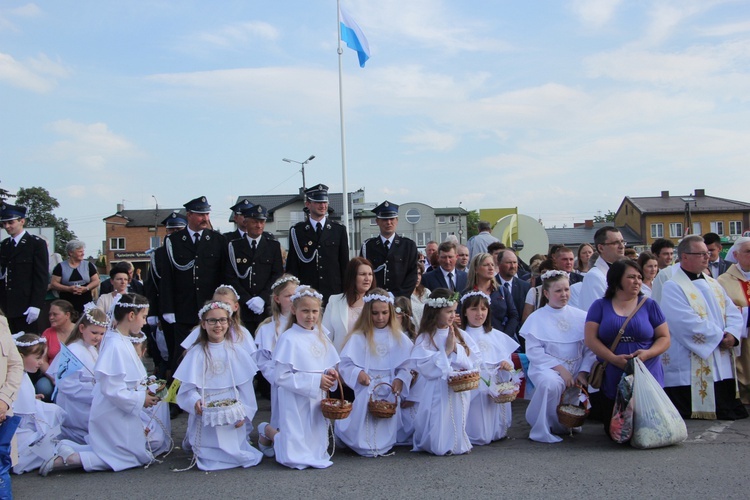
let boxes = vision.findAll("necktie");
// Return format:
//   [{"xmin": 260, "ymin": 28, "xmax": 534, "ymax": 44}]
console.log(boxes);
[
  {"xmin": 316, "ymin": 222, "xmax": 322, "ymax": 235},
  {"xmin": 447, "ymin": 272, "xmax": 454, "ymax": 291},
  {"xmin": 11, "ymin": 239, "xmax": 17, "ymax": 248},
  {"xmin": 193, "ymin": 232, "xmax": 200, "ymax": 246},
  {"xmin": 504, "ymin": 281, "xmax": 511, "ymax": 295},
  {"xmin": 251, "ymin": 239, "xmax": 257, "ymax": 251},
  {"xmin": 384, "ymin": 239, "xmax": 390, "ymax": 252}
]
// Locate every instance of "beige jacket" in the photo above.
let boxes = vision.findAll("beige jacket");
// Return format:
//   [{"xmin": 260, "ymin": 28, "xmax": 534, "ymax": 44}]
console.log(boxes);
[{"xmin": 0, "ymin": 315, "xmax": 23, "ymax": 415}]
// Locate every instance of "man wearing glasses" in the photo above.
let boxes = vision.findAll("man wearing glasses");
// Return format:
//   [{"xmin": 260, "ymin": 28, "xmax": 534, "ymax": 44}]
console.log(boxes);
[
  {"xmin": 578, "ymin": 226, "xmax": 626, "ymax": 310},
  {"xmin": 660, "ymin": 235, "xmax": 747, "ymax": 420}
]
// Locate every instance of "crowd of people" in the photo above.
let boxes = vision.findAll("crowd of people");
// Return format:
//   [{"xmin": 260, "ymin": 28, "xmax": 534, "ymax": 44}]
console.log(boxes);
[{"xmin": 1, "ymin": 186, "xmax": 749, "ymax": 482}]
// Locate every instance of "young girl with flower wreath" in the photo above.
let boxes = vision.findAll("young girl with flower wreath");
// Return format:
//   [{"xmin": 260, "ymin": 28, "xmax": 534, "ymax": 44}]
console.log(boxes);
[
  {"xmin": 174, "ymin": 301, "xmax": 262, "ymax": 470},
  {"xmin": 460, "ymin": 291, "xmax": 520, "ymax": 445},
  {"xmin": 335, "ymin": 288, "xmax": 413, "ymax": 457},
  {"xmin": 11, "ymin": 333, "xmax": 65, "ymax": 474},
  {"xmin": 254, "ymin": 274, "xmax": 299, "ymax": 444},
  {"xmin": 49, "ymin": 304, "xmax": 108, "ymax": 444},
  {"xmin": 40, "ymin": 293, "xmax": 159, "ymax": 475},
  {"xmin": 257, "ymin": 285, "xmax": 340, "ymax": 469},
  {"xmin": 409, "ymin": 288, "xmax": 480, "ymax": 456}
]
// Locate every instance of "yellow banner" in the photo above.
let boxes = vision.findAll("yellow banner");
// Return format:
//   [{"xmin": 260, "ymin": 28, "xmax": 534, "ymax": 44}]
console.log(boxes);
[{"xmin": 163, "ymin": 379, "xmax": 181, "ymax": 404}]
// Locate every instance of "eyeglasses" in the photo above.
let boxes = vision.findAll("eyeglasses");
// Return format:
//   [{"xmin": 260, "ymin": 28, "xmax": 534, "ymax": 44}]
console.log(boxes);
[
  {"xmin": 683, "ymin": 252, "xmax": 710, "ymax": 258},
  {"xmin": 205, "ymin": 318, "xmax": 229, "ymax": 325},
  {"xmin": 603, "ymin": 240, "xmax": 627, "ymax": 247}
]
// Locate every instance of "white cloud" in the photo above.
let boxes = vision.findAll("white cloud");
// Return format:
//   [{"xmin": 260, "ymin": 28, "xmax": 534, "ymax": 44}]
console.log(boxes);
[
  {"xmin": 350, "ymin": 0, "xmax": 512, "ymax": 53},
  {"xmin": 195, "ymin": 21, "xmax": 280, "ymax": 49},
  {"xmin": 0, "ymin": 3, "xmax": 41, "ymax": 32},
  {"xmin": 10, "ymin": 3, "xmax": 41, "ymax": 17},
  {"xmin": 0, "ymin": 52, "xmax": 69, "ymax": 92},
  {"xmin": 570, "ymin": 0, "xmax": 623, "ymax": 28},
  {"xmin": 698, "ymin": 20, "xmax": 750, "ymax": 37},
  {"xmin": 43, "ymin": 120, "xmax": 139, "ymax": 170},
  {"xmin": 401, "ymin": 129, "xmax": 458, "ymax": 152}
]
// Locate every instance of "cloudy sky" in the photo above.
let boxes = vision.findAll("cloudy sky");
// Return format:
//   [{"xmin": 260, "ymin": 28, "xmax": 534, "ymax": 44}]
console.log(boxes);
[{"xmin": 2, "ymin": 0, "xmax": 749, "ymax": 253}]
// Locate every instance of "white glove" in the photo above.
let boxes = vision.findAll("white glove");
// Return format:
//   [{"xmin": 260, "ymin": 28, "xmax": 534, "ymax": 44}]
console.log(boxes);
[
  {"xmin": 162, "ymin": 313, "xmax": 176, "ymax": 324},
  {"xmin": 147, "ymin": 316, "xmax": 159, "ymax": 327},
  {"xmin": 246, "ymin": 297, "xmax": 265, "ymax": 315},
  {"xmin": 23, "ymin": 307, "xmax": 40, "ymax": 324}
]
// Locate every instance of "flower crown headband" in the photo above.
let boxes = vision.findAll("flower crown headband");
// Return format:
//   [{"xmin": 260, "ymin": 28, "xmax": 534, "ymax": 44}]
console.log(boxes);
[
  {"xmin": 216, "ymin": 284, "xmax": 240, "ymax": 301},
  {"xmin": 460, "ymin": 290, "xmax": 492, "ymax": 305},
  {"xmin": 128, "ymin": 332, "xmax": 148, "ymax": 344},
  {"xmin": 290, "ymin": 286, "xmax": 323, "ymax": 302},
  {"xmin": 540, "ymin": 270, "xmax": 569, "ymax": 281},
  {"xmin": 272, "ymin": 275, "xmax": 300, "ymax": 291},
  {"xmin": 425, "ymin": 292, "xmax": 460, "ymax": 308},
  {"xmin": 12, "ymin": 332, "xmax": 47, "ymax": 348},
  {"xmin": 198, "ymin": 301, "xmax": 234, "ymax": 320},
  {"xmin": 115, "ymin": 300, "xmax": 149, "ymax": 309},
  {"xmin": 363, "ymin": 293, "xmax": 394, "ymax": 305},
  {"xmin": 83, "ymin": 302, "xmax": 111, "ymax": 328}
]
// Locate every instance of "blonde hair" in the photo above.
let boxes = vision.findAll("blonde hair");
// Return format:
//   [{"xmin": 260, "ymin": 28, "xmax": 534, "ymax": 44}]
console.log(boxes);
[
  {"xmin": 213, "ymin": 286, "xmax": 245, "ymax": 343},
  {"xmin": 394, "ymin": 296, "xmax": 417, "ymax": 340},
  {"xmin": 196, "ymin": 300, "xmax": 235, "ymax": 359},
  {"xmin": 344, "ymin": 288, "xmax": 403, "ymax": 351},
  {"xmin": 286, "ymin": 285, "xmax": 328, "ymax": 347},
  {"xmin": 259, "ymin": 274, "xmax": 298, "ymax": 336},
  {"xmin": 67, "ymin": 307, "xmax": 109, "ymax": 345}
]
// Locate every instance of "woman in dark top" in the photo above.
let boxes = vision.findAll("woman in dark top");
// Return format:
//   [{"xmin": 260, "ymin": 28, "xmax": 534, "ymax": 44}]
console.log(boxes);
[
  {"xmin": 461, "ymin": 253, "xmax": 519, "ymax": 339},
  {"xmin": 584, "ymin": 259, "xmax": 670, "ymax": 435},
  {"xmin": 49, "ymin": 240, "xmax": 100, "ymax": 315}
]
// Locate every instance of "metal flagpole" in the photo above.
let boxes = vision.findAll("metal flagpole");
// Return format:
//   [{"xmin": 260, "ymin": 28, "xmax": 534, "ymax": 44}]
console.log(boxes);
[{"xmin": 337, "ymin": 0, "xmax": 352, "ymax": 257}]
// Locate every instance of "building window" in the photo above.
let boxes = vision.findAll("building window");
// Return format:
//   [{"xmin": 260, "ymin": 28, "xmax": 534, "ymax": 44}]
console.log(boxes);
[
  {"xmin": 692, "ymin": 222, "xmax": 702, "ymax": 235},
  {"xmin": 290, "ymin": 211, "xmax": 306, "ymax": 226},
  {"xmin": 448, "ymin": 215, "xmax": 457, "ymax": 223},
  {"xmin": 650, "ymin": 223, "xmax": 664, "ymax": 239},
  {"xmin": 669, "ymin": 223, "xmax": 683, "ymax": 238},
  {"xmin": 710, "ymin": 221, "xmax": 724, "ymax": 235},
  {"xmin": 437, "ymin": 216, "xmax": 446, "ymax": 224},
  {"xmin": 729, "ymin": 221, "xmax": 742, "ymax": 235},
  {"xmin": 110, "ymin": 237, "xmax": 125, "ymax": 250},
  {"xmin": 416, "ymin": 232, "xmax": 432, "ymax": 246},
  {"xmin": 440, "ymin": 231, "xmax": 455, "ymax": 242},
  {"xmin": 369, "ymin": 218, "xmax": 378, "ymax": 226},
  {"xmin": 405, "ymin": 208, "xmax": 421, "ymax": 224}
]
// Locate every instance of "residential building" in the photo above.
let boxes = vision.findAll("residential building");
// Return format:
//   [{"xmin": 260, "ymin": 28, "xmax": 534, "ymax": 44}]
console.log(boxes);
[{"xmin": 614, "ymin": 189, "xmax": 750, "ymax": 247}]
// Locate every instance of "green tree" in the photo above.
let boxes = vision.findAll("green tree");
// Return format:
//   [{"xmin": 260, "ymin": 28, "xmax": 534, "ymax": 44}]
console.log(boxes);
[
  {"xmin": 0, "ymin": 181, "xmax": 14, "ymax": 203},
  {"xmin": 466, "ymin": 209, "xmax": 480, "ymax": 239},
  {"xmin": 593, "ymin": 210, "xmax": 616, "ymax": 223},
  {"xmin": 14, "ymin": 186, "xmax": 77, "ymax": 255}
]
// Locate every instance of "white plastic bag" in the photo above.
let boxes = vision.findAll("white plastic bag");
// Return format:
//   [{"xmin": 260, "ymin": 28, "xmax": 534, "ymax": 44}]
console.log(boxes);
[{"xmin": 631, "ymin": 358, "xmax": 687, "ymax": 449}]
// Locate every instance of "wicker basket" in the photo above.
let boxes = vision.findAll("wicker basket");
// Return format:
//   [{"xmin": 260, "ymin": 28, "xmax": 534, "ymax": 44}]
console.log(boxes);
[
  {"xmin": 490, "ymin": 384, "xmax": 519, "ymax": 404},
  {"xmin": 556, "ymin": 385, "xmax": 589, "ymax": 428},
  {"xmin": 321, "ymin": 372, "xmax": 352, "ymax": 420},
  {"xmin": 367, "ymin": 382, "xmax": 398, "ymax": 419},
  {"xmin": 447, "ymin": 369, "xmax": 481, "ymax": 392}
]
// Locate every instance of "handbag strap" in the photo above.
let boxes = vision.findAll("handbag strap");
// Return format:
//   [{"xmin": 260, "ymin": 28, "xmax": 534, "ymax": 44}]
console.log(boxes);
[{"xmin": 607, "ymin": 296, "xmax": 648, "ymax": 353}]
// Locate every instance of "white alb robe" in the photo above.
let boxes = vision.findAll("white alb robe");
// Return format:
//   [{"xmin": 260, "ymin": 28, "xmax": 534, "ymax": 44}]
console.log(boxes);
[
  {"xmin": 578, "ymin": 258, "xmax": 610, "ymax": 311},
  {"xmin": 660, "ymin": 275, "xmax": 743, "ymax": 387},
  {"xmin": 335, "ymin": 327, "xmax": 413, "ymax": 457},
  {"xmin": 410, "ymin": 328, "xmax": 479, "ymax": 456},
  {"xmin": 12, "ymin": 373, "xmax": 66, "ymax": 474},
  {"xmin": 272, "ymin": 323, "xmax": 340, "ymax": 469},
  {"xmin": 521, "ymin": 305, "xmax": 594, "ymax": 443},
  {"xmin": 464, "ymin": 326, "xmax": 519, "ymax": 445},
  {"xmin": 254, "ymin": 316, "xmax": 289, "ymax": 429},
  {"xmin": 175, "ymin": 340, "xmax": 262, "ymax": 470},
  {"xmin": 49, "ymin": 340, "xmax": 98, "ymax": 444}
]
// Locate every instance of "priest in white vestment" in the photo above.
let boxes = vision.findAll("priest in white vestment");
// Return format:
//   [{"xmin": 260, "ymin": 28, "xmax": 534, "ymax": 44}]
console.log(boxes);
[{"xmin": 660, "ymin": 236, "xmax": 748, "ymax": 420}]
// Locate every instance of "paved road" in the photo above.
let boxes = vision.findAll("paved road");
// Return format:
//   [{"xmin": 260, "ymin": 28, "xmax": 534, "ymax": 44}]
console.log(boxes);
[{"xmin": 13, "ymin": 397, "xmax": 750, "ymax": 500}]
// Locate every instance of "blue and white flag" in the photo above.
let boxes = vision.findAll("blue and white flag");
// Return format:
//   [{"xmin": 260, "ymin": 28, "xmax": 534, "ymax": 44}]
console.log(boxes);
[
  {"xmin": 53, "ymin": 342, "xmax": 85, "ymax": 382},
  {"xmin": 339, "ymin": 5, "xmax": 370, "ymax": 68}
]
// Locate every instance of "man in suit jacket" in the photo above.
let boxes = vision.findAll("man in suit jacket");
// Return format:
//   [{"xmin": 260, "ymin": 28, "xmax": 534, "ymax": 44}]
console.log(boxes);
[
  {"xmin": 705, "ymin": 232, "xmax": 730, "ymax": 278},
  {"xmin": 0, "ymin": 204, "xmax": 49, "ymax": 333},
  {"xmin": 360, "ymin": 201, "xmax": 418, "ymax": 299},
  {"xmin": 496, "ymin": 250, "xmax": 531, "ymax": 336},
  {"xmin": 160, "ymin": 196, "xmax": 228, "ymax": 368},
  {"xmin": 223, "ymin": 199, "xmax": 253, "ymax": 241},
  {"xmin": 227, "ymin": 204, "xmax": 283, "ymax": 333},
  {"xmin": 422, "ymin": 241, "xmax": 467, "ymax": 293},
  {"xmin": 554, "ymin": 246, "xmax": 583, "ymax": 285},
  {"xmin": 286, "ymin": 184, "xmax": 349, "ymax": 304}
]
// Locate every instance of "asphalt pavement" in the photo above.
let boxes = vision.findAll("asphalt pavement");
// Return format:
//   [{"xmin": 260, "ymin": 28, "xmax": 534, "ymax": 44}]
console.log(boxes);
[{"xmin": 12, "ymin": 394, "xmax": 750, "ymax": 500}]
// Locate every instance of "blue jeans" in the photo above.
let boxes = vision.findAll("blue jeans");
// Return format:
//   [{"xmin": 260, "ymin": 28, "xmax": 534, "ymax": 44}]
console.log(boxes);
[{"xmin": 35, "ymin": 376, "xmax": 55, "ymax": 403}]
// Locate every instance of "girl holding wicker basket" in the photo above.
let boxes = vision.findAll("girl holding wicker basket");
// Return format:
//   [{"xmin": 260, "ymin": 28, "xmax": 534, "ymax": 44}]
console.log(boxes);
[
  {"xmin": 175, "ymin": 300, "xmax": 262, "ymax": 470},
  {"xmin": 461, "ymin": 291, "xmax": 520, "ymax": 445},
  {"xmin": 409, "ymin": 288, "xmax": 480, "ymax": 456},
  {"xmin": 520, "ymin": 271, "xmax": 595, "ymax": 443},
  {"xmin": 335, "ymin": 288, "xmax": 413, "ymax": 457},
  {"xmin": 257, "ymin": 285, "xmax": 341, "ymax": 469}
]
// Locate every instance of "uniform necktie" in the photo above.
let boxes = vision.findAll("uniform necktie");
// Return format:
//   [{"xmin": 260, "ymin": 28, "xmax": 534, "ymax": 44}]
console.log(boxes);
[
  {"xmin": 193, "ymin": 232, "xmax": 200, "ymax": 246},
  {"xmin": 384, "ymin": 239, "xmax": 390, "ymax": 252},
  {"xmin": 504, "ymin": 281, "xmax": 511, "ymax": 294},
  {"xmin": 251, "ymin": 239, "xmax": 257, "ymax": 251},
  {"xmin": 447, "ymin": 272, "xmax": 454, "ymax": 291},
  {"xmin": 316, "ymin": 222, "xmax": 322, "ymax": 234}
]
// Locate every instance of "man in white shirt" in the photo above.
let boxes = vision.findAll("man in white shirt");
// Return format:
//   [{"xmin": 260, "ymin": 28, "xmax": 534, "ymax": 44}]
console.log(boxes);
[{"xmin": 578, "ymin": 226, "xmax": 626, "ymax": 310}]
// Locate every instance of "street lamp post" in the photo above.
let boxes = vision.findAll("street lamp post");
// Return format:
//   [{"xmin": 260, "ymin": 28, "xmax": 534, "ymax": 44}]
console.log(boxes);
[{"xmin": 282, "ymin": 155, "xmax": 316, "ymax": 191}]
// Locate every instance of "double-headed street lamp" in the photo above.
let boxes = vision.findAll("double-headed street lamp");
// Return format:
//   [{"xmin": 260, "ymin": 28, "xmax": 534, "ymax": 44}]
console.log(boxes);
[{"xmin": 282, "ymin": 155, "xmax": 316, "ymax": 191}]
